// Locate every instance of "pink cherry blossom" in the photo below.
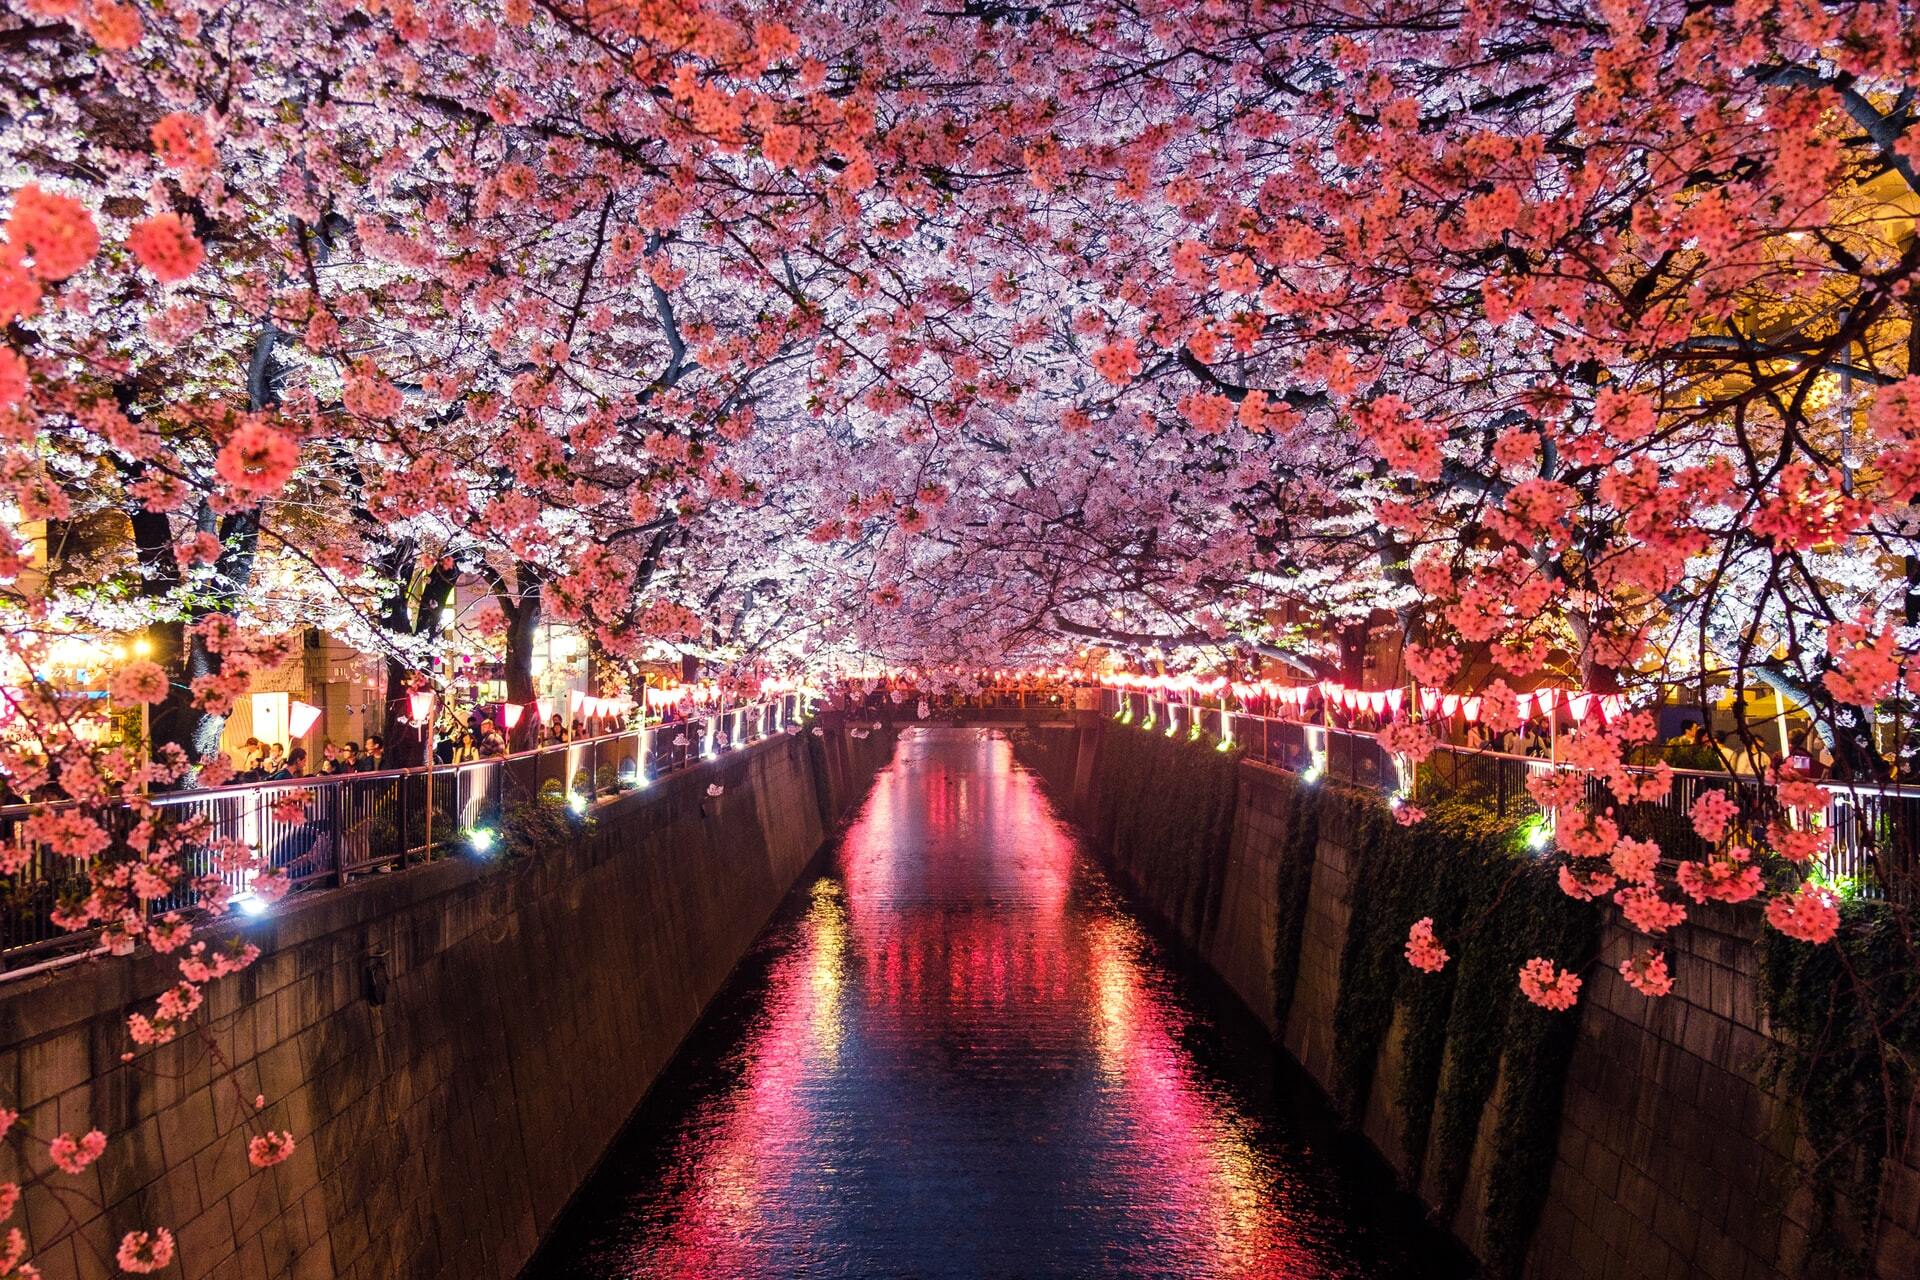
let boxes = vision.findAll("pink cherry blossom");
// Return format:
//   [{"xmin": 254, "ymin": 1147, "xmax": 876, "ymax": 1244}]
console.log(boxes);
[
  {"xmin": 1404, "ymin": 917, "xmax": 1449, "ymax": 973},
  {"xmin": 1518, "ymin": 958, "xmax": 1583, "ymax": 1012}
]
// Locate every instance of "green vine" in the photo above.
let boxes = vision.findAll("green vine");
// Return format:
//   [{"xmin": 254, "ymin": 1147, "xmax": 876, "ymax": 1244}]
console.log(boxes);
[
  {"xmin": 1760, "ymin": 899, "xmax": 1918, "ymax": 1277},
  {"xmin": 1327, "ymin": 790, "xmax": 1596, "ymax": 1277},
  {"xmin": 1268, "ymin": 772, "xmax": 1322, "ymax": 1031}
]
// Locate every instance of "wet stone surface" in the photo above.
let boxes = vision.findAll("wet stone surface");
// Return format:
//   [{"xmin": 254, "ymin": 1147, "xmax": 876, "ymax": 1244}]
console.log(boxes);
[{"xmin": 526, "ymin": 727, "xmax": 1472, "ymax": 1279}]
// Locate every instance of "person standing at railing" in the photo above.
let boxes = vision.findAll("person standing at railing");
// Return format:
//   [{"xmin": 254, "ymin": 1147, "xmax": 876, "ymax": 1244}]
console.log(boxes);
[
  {"xmin": 1715, "ymin": 732, "xmax": 1769, "ymax": 776},
  {"xmin": 478, "ymin": 721, "xmax": 507, "ymax": 758}
]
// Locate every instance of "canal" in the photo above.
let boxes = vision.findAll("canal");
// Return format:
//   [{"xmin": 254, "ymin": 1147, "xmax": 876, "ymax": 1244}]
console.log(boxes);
[{"xmin": 526, "ymin": 727, "xmax": 1472, "ymax": 1278}]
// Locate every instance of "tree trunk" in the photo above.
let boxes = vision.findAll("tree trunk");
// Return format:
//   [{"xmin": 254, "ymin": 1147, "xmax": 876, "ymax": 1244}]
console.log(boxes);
[
  {"xmin": 378, "ymin": 554, "xmax": 457, "ymax": 766},
  {"xmin": 502, "ymin": 568, "xmax": 542, "ymax": 751}
]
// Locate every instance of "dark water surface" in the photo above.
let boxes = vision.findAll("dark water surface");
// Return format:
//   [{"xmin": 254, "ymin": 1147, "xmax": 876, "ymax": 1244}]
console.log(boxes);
[{"xmin": 526, "ymin": 727, "xmax": 1473, "ymax": 1279}]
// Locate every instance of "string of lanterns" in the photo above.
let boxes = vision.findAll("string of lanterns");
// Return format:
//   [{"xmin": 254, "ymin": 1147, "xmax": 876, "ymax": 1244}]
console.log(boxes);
[{"xmin": 1105, "ymin": 676, "xmax": 1629, "ymax": 723}]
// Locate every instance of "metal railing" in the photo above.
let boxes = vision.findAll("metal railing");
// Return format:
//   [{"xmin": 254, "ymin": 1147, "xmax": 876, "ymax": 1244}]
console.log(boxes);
[
  {"xmin": 0, "ymin": 695, "xmax": 805, "ymax": 967},
  {"xmin": 1102, "ymin": 690, "xmax": 1917, "ymax": 896}
]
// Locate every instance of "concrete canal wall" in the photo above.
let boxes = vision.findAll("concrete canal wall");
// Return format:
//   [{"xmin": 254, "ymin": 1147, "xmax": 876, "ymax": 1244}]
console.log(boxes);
[
  {"xmin": 0, "ymin": 724, "xmax": 897, "ymax": 1280},
  {"xmin": 1019, "ymin": 718, "xmax": 1920, "ymax": 1280}
]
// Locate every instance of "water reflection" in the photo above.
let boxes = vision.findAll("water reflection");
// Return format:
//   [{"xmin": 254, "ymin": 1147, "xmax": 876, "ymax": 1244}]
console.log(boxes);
[{"xmin": 529, "ymin": 728, "xmax": 1468, "ymax": 1279}]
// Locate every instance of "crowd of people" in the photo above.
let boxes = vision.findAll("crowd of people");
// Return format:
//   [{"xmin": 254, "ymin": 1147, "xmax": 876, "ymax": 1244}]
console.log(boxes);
[{"xmin": 227, "ymin": 700, "xmax": 647, "ymax": 781}]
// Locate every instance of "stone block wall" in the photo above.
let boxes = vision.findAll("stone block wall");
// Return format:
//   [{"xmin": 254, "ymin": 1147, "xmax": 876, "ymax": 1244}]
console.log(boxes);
[
  {"xmin": 0, "ymin": 726, "xmax": 897, "ymax": 1280},
  {"xmin": 1038, "ymin": 734, "xmax": 1920, "ymax": 1280}
]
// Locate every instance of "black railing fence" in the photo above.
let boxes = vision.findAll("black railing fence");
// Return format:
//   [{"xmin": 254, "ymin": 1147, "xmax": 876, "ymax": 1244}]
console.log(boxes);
[
  {"xmin": 1103, "ymin": 691, "xmax": 1911, "ymax": 897},
  {"xmin": 0, "ymin": 696, "xmax": 803, "ymax": 967}
]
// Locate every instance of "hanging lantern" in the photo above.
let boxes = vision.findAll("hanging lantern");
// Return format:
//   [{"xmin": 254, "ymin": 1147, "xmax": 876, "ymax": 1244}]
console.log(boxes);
[
  {"xmin": 1461, "ymin": 696, "xmax": 1483, "ymax": 722},
  {"xmin": 1535, "ymin": 689, "xmax": 1561, "ymax": 712},
  {"xmin": 408, "ymin": 689, "xmax": 435, "ymax": 723},
  {"xmin": 1385, "ymin": 689, "xmax": 1404, "ymax": 713},
  {"xmin": 1599, "ymin": 694, "xmax": 1625, "ymax": 721},
  {"xmin": 1440, "ymin": 694, "xmax": 1460, "ymax": 718},
  {"xmin": 501, "ymin": 702, "xmax": 525, "ymax": 730},
  {"xmin": 1513, "ymin": 691, "xmax": 1534, "ymax": 719},
  {"xmin": 288, "ymin": 700, "xmax": 322, "ymax": 738},
  {"xmin": 1568, "ymin": 693, "xmax": 1595, "ymax": 720},
  {"xmin": 569, "ymin": 689, "xmax": 587, "ymax": 718},
  {"xmin": 1367, "ymin": 691, "xmax": 1388, "ymax": 715}
]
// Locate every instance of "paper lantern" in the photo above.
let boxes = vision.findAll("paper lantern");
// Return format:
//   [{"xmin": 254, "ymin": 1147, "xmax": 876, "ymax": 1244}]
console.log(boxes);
[
  {"xmin": 1568, "ymin": 693, "xmax": 1595, "ymax": 720},
  {"xmin": 1535, "ymin": 689, "xmax": 1561, "ymax": 712},
  {"xmin": 537, "ymin": 697, "xmax": 554, "ymax": 723},
  {"xmin": 1600, "ymin": 694, "xmax": 1625, "ymax": 721},
  {"xmin": 501, "ymin": 702, "xmax": 525, "ymax": 730},
  {"xmin": 408, "ymin": 689, "xmax": 435, "ymax": 722},
  {"xmin": 569, "ymin": 689, "xmax": 587, "ymax": 718},
  {"xmin": 1385, "ymin": 689, "xmax": 1404, "ymax": 713},
  {"xmin": 1440, "ymin": 694, "xmax": 1460, "ymax": 718},
  {"xmin": 1421, "ymin": 687, "xmax": 1442, "ymax": 715},
  {"xmin": 1513, "ymin": 692, "xmax": 1534, "ymax": 719},
  {"xmin": 1461, "ymin": 696, "xmax": 1483, "ymax": 722},
  {"xmin": 288, "ymin": 700, "xmax": 322, "ymax": 738},
  {"xmin": 1367, "ymin": 691, "xmax": 1388, "ymax": 715}
]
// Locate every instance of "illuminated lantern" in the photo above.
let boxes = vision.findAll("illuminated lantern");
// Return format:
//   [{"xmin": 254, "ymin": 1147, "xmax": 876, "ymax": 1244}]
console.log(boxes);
[
  {"xmin": 569, "ymin": 690, "xmax": 587, "ymax": 719},
  {"xmin": 1440, "ymin": 695, "xmax": 1460, "ymax": 718},
  {"xmin": 1513, "ymin": 692, "xmax": 1534, "ymax": 719},
  {"xmin": 501, "ymin": 702, "xmax": 525, "ymax": 730},
  {"xmin": 1600, "ymin": 694, "xmax": 1625, "ymax": 721},
  {"xmin": 408, "ymin": 689, "xmax": 435, "ymax": 722},
  {"xmin": 1568, "ymin": 693, "xmax": 1595, "ymax": 720},
  {"xmin": 1384, "ymin": 689, "xmax": 1404, "ymax": 713},
  {"xmin": 288, "ymin": 700, "xmax": 323, "ymax": 739},
  {"xmin": 537, "ymin": 697, "xmax": 553, "ymax": 723},
  {"xmin": 1461, "ymin": 696, "xmax": 1483, "ymax": 722},
  {"xmin": 1535, "ymin": 689, "xmax": 1561, "ymax": 712},
  {"xmin": 1367, "ymin": 691, "xmax": 1388, "ymax": 715}
]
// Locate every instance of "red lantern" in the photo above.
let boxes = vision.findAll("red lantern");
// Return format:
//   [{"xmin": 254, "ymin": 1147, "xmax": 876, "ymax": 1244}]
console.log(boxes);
[
  {"xmin": 1568, "ymin": 693, "xmax": 1595, "ymax": 720},
  {"xmin": 501, "ymin": 702, "xmax": 525, "ymax": 730}
]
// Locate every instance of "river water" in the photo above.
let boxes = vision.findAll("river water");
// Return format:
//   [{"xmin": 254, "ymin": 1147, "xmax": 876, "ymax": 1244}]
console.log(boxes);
[{"xmin": 526, "ymin": 727, "xmax": 1471, "ymax": 1279}]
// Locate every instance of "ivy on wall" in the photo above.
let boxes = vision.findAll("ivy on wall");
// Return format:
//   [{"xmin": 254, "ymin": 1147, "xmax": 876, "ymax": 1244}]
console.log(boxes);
[
  {"xmin": 1268, "ymin": 774, "xmax": 1321, "ymax": 1032},
  {"xmin": 1325, "ymin": 789, "xmax": 1596, "ymax": 1278},
  {"xmin": 1760, "ymin": 900, "xmax": 1918, "ymax": 1278}
]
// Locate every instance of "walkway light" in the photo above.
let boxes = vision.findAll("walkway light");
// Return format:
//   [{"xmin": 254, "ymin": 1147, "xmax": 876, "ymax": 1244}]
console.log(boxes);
[
  {"xmin": 568, "ymin": 792, "xmax": 588, "ymax": 815},
  {"xmin": 469, "ymin": 827, "xmax": 498, "ymax": 855},
  {"xmin": 1301, "ymin": 764, "xmax": 1322, "ymax": 784},
  {"xmin": 232, "ymin": 891, "xmax": 270, "ymax": 918}
]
